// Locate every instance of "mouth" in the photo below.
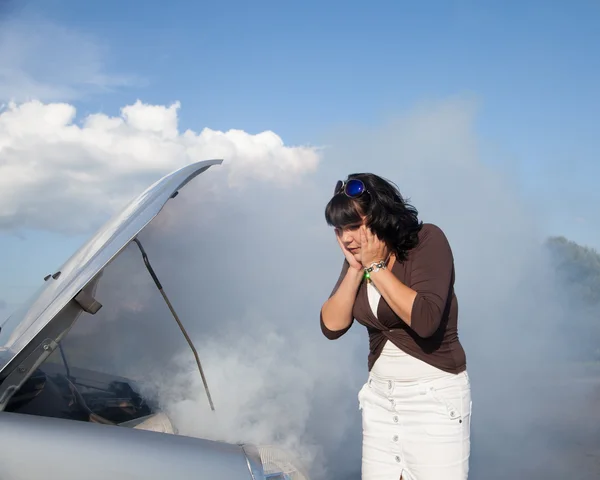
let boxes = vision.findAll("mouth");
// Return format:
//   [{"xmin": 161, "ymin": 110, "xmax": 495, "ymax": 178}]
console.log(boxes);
[{"xmin": 348, "ymin": 247, "xmax": 359, "ymax": 253}]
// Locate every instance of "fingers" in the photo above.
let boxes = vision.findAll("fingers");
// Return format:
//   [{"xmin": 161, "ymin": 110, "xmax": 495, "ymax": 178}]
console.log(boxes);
[
  {"xmin": 363, "ymin": 225, "xmax": 374, "ymax": 246},
  {"xmin": 360, "ymin": 226, "xmax": 371, "ymax": 267}
]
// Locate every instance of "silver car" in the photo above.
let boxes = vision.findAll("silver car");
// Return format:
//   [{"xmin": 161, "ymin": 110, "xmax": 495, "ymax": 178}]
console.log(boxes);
[{"xmin": 0, "ymin": 159, "xmax": 310, "ymax": 480}]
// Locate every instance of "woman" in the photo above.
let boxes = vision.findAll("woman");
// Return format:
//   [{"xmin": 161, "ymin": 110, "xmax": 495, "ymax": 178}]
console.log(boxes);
[{"xmin": 320, "ymin": 173, "xmax": 471, "ymax": 480}]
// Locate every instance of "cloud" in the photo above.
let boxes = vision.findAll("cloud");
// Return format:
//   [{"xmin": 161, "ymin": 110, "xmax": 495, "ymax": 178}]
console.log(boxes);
[
  {"xmin": 0, "ymin": 99, "xmax": 320, "ymax": 233},
  {"xmin": 47, "ymin": 96, "xmax": 586, "ymax": 479},
  {"xmin": 0, "ymin": 17, "xmax": 137, "ymax": 103}
]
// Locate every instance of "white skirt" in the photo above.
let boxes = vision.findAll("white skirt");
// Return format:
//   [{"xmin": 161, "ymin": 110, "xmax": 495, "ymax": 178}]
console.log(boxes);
[{"xmin": 358, "ymin": 340, "xmax": 472, "ymax": 480}]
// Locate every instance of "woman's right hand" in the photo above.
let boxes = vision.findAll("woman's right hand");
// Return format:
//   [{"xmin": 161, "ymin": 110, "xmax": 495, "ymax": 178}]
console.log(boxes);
[{"xmin": 335, "ymin": 228, "xmax": 363, "ymax": 271}]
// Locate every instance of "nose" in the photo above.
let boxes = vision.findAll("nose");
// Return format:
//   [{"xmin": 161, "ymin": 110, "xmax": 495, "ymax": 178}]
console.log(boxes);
[{"xmin": 340, "ymin": 230, "xmax": 353, "ymax": 243}]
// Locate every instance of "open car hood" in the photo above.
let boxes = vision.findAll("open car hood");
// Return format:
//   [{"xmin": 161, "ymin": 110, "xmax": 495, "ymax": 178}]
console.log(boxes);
[{"xmin": 0, "ymin": 159, "xmax": 222, "ymax": 375}]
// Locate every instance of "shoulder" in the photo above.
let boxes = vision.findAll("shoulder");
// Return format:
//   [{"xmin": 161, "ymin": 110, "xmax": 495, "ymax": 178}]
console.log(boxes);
[
  {"xmin": 418, "ymin": 223, "xmax": 448, "ymax": 242},
  {"xmin": 413, "ymin": 223, "xmax": 453, "ymax": 257}
]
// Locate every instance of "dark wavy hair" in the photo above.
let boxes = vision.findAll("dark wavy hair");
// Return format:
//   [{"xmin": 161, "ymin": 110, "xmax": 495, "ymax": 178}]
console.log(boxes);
[{"xmin": 324, "ymin": 173, "xmax": 423, "ymax": 262}]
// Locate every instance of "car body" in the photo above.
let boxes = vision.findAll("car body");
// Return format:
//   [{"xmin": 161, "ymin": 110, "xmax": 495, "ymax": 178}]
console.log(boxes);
[{"xmin": 0, "ymin": 159, "xmax": 310, "ymax": 480}]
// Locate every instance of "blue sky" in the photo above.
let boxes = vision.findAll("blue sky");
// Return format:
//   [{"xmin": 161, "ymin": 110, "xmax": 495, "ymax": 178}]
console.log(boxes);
[{"xmin": 1, "ymin": 0, "xmax": 599, "ymax": 311}]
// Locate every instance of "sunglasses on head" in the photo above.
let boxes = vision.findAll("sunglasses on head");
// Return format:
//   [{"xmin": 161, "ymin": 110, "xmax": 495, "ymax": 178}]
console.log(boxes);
[{"xmin": 334, "ymin": 178, "xmax": 368, "ymax": 198}]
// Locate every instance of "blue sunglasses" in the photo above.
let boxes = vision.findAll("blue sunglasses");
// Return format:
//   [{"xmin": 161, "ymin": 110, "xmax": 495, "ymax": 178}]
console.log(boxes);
[{"xmin": 334, "ymin": 179, "xmax": 368, "ymax": 198}]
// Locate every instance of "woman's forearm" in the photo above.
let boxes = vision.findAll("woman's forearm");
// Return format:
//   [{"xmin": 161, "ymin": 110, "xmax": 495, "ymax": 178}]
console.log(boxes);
[
  {"xmin": 321, "ymin": 267, "xmax": 363, "ymax": 331},
  {"xmin": 369, "ymin": 268, "xmax": 418, "ymax": 326}
]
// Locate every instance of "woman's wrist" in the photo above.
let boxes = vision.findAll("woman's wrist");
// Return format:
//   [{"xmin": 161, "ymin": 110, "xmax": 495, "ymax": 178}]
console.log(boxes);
[
  {"xmin": 347, "ymin": 265, "xmax": 365, "ymax": 281},
  {"xmin": 361, "ymin": 249, "xmax": 392, "ymax": 269}
]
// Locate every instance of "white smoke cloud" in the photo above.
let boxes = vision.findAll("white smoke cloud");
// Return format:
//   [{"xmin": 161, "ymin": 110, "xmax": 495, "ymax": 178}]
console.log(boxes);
[
  {"xmin": 120, "ymin": 96, "xmax": 582, "ymax": 479},
  {"xmin": 0, "ymin": 99, "xmax": 320, "ymax": 233},
  {"xmin": 3, "ymin": 95, "xmax": 590, "ymax": 479}
]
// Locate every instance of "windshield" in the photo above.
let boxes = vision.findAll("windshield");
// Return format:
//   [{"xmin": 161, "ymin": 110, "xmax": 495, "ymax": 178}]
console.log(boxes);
[
  {"xmin": 0, "ymin": 161, "xmax": 222, "ymax": 424},
  {"xmin": 2, "ymin": 241, "xmax": 199, "ymax": 424},
  {"xmin": 59, "ymin": 242, "xmax": 192, "ymax": 379}
]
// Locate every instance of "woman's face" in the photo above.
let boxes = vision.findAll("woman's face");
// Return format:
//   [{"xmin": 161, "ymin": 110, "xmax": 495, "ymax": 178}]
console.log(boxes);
[{"xmin": 335, "ymin": 223, "xmax": 365, "ymax": 260}]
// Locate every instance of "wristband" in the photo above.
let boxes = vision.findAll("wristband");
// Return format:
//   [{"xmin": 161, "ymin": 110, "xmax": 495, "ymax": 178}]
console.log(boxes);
[{"xmin": 363, "ymin": 260, "xmax": 387, "ymax": 281}]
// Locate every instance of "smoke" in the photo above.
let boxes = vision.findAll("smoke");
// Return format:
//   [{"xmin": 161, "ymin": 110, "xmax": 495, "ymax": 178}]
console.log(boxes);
[{"xmin": 58, "ymin": 96, "xmax": 593, "ymax": 479}]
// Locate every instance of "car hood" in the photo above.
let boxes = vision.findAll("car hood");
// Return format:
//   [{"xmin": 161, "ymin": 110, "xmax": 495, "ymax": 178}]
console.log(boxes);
[{"xmin": 0, "ymin": 159, "xmax": 222, "ymax": 374}]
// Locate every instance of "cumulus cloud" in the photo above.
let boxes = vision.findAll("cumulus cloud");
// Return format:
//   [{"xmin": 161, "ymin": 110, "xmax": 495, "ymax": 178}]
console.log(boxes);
[
  {"xmin": 0, "ymin": 99, "xmax": 320, "ymax": 233},
  {"xmin": 0, "ymin": 17, "xmax": 137, "ymax": 102}
]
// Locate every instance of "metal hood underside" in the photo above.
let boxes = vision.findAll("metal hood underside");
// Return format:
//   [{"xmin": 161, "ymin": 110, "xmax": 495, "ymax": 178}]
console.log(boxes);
[{"xmin": 0, "ymin": 159, "xmax": 223, "ymax": 373}]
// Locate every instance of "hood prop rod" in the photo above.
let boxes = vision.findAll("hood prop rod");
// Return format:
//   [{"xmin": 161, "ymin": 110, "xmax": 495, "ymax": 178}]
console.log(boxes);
[{"xmin": 132, "ymin": 237, "xmax": 215, "ymax": 411}]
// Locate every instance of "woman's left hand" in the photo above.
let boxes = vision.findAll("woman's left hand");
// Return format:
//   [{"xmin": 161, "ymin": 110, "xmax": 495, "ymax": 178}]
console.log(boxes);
[{"xmin": 360, "ymin": 226, "xmax": 389, "ymax": 267}]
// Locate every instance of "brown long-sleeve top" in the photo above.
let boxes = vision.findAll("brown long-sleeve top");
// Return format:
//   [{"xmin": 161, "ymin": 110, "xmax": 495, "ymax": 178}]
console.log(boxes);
[{"xmin": 320, "ymin": 223, "xmax": 467, "ymax": 374}]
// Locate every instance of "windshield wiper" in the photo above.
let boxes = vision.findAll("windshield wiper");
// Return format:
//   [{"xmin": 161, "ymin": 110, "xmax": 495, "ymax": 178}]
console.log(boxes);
[{"xmin": 132, "ymin": 238, "xmax": 215, "ymax": 412}]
